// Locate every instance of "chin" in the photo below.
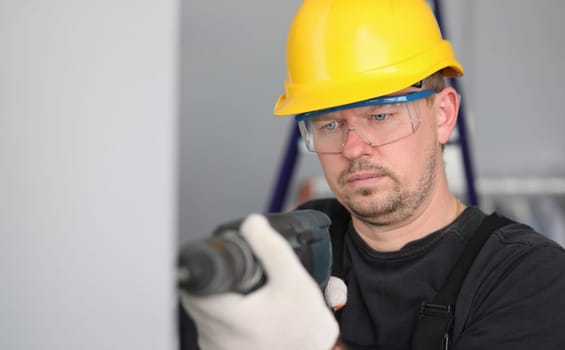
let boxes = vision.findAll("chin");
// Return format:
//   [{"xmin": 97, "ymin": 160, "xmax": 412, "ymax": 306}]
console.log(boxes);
[{"xmin": 343, "ymin": 188, "xmax": 403, "ymax": 217}]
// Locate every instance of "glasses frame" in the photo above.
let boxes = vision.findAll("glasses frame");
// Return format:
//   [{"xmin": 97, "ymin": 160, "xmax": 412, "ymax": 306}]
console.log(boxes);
[
  {"xmin": 294, "ymin": 90, "xmax": 437, "ymax": 122},
  {"xmin": 295, "ymin": 89, "xmax": 438, "ymax": 153}
]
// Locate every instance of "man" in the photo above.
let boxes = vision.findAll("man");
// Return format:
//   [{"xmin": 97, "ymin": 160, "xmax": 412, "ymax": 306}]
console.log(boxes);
[{"xmin": 181, "ymin": 0, "xmax": 565, "ymax": 349}]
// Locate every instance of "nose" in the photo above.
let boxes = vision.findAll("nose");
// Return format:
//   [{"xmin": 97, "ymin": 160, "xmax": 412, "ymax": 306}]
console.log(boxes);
[{"xmin": 341, "ymin": 127, "xmax": 374, "ymax": 159}]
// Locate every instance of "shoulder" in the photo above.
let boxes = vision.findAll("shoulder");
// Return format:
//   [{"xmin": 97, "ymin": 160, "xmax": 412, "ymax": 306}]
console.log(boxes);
[
  {"xmin": 452, "ymin": 207, "xmax": 563, "ymax": 261},
  {"xmin": 454, "ymin": 216, "xmax": 565, "ymax": 348},
  {"xmin": 472, "ymin": 216, "xmax": 565, "ymax": 293},
  {"xmin": 494, "ymin": 220, "xmax": 564, "ymax": 249},
  {"xmin": 481, "ymin": 219, "xmax": 565, "ymax": 280}
]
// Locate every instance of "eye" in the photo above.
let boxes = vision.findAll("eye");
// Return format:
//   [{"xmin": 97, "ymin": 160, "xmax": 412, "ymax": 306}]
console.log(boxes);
[
  {"xmin": 321, "ymin": 121, "xmax": 341, "ymax": 131},
  {"xmin": 371, "ymin": 113, "xmax": 391, "ymax": 121}
]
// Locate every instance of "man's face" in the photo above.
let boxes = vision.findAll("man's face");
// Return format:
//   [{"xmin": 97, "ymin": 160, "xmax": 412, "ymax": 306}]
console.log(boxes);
[{"xmin": 316, "ymin": 90, "xmax": 443, "ymax": 226}]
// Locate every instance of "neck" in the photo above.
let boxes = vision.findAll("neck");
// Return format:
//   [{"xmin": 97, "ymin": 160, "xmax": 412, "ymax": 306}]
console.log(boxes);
[{"xmin": 351, "ymin": 188, "xmax": 465, "ymax": 253}]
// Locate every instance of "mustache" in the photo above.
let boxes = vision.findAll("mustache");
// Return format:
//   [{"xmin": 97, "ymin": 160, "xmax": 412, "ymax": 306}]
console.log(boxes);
[{"xmin": 337, "ymin": 159, "xmax": 394, "ymax": 186}]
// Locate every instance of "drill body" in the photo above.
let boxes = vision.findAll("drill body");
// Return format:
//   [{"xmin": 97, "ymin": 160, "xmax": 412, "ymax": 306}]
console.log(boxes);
[{"xmin": 177, "ymin": 209, "xmax": 333, "ymax": 296}]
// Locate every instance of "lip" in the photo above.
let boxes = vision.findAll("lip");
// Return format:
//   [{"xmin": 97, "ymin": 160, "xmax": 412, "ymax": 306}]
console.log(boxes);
[{"xmin": 346, "ymin": 172, "xmax": 385, "ymax": 187}]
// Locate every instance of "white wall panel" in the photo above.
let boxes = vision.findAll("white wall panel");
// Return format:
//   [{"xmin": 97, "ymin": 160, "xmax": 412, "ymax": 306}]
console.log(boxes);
[{"xmin": 0, "ymin": 1, "xmax": 178, "ymax": 349}]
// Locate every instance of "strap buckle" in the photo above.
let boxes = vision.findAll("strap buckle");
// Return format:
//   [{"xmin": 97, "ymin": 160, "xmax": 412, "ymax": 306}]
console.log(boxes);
[
  {"xmin": 420, "ymin": 302, "xmax": 451, "ymax": 316},
  {"xmin": 419, "ymin": 303, "xmax": 453, "ymax": 350}
]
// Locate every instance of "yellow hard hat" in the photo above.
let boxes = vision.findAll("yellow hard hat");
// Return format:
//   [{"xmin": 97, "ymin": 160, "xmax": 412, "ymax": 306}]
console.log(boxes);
[{"xmin": 273, "ymin": 0, "xmax": 464, "ymax": 116}]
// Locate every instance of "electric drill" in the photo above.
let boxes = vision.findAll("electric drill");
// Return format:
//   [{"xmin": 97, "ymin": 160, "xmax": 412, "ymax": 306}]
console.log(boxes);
[{"xmin": 177, "ymin": 209, "xmax": 333, "ymax": 296}]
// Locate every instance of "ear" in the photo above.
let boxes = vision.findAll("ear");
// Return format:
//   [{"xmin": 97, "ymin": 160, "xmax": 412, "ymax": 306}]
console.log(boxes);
[{"xmin": 434, "ymin": 86, "xmax": 460, "ymax": 145}]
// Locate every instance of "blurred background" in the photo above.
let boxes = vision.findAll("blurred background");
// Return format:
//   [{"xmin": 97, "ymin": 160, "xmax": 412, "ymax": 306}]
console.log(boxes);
[{"xmin": 2, "ymin": 0, "xmax": 564, "ymax": 349}]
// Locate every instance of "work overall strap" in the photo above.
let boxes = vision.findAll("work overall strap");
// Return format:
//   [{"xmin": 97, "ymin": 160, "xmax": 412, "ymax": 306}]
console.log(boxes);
[{"xmin": 411, "ymin": 212, "xmax": 514, "ymax": 350}]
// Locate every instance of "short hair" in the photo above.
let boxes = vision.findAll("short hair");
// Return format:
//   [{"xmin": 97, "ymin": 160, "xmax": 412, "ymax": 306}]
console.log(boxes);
[
  {"xmin": 422, "ymin": 70, "xmax": 448, "ymax": 105},
  {"xmin": 423, "ymin": 70, "xmax": 452, "ymax": 150}
]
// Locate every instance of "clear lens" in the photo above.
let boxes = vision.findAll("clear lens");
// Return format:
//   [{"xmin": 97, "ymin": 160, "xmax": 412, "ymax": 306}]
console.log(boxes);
[{"xmin": 298, "ymin": 99, "xmax": 423, "ymax": 154}]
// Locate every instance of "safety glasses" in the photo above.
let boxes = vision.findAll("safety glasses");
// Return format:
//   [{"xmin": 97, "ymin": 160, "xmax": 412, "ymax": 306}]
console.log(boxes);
[{"xmin": 295, "ymin": 90, "xmax": 436, "ymax": 154}]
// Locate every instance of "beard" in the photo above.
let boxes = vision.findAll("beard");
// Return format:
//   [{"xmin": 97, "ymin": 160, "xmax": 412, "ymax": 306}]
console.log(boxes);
[{"xmin": 334, "ymin": 146, "xmax": 439, "ymax": 226}]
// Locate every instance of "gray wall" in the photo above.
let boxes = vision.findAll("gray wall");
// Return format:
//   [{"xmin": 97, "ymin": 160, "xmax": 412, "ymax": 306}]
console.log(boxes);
[
  {"xmin": 179, "ymin": 0, "xmax": 302, "ymax": 243},
  {"xmin": 446, "ymin": 0, "xmax": 565, "ymax": 177},
  {"xmin": 1, "ymin": 1, "xmax": 178, "ymax": 349},
  {"xmin": 179, "ymin": 0, "xmax": 565, "ymax": 243}
]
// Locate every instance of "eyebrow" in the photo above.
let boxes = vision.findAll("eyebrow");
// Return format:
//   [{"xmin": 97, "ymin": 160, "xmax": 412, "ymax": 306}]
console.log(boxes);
[{"xmin": 312, "ymin": 104, "xmax": 398, "ymax": 121}]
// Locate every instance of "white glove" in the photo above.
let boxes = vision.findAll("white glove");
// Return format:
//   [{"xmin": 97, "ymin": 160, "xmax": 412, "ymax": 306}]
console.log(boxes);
[
  {"xmin": 325, "ymin": 276, "xmax": 347, "ymax": 311},
  {"xmin": 180, "ymin": 213, "xmax": 340, "ymax": 350}
]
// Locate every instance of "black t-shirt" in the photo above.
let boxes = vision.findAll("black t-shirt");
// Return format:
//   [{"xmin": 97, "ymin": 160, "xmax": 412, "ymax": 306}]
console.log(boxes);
[{"xmin": 298, "ymin": 198, "xmax": 565, "ymax": 350}]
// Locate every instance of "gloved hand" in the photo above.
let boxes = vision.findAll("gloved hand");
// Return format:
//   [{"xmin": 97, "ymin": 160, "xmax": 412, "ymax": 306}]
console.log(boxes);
[{"xmin": 180, "ymin": 213, "xmax": 340, "ymax": 350}]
